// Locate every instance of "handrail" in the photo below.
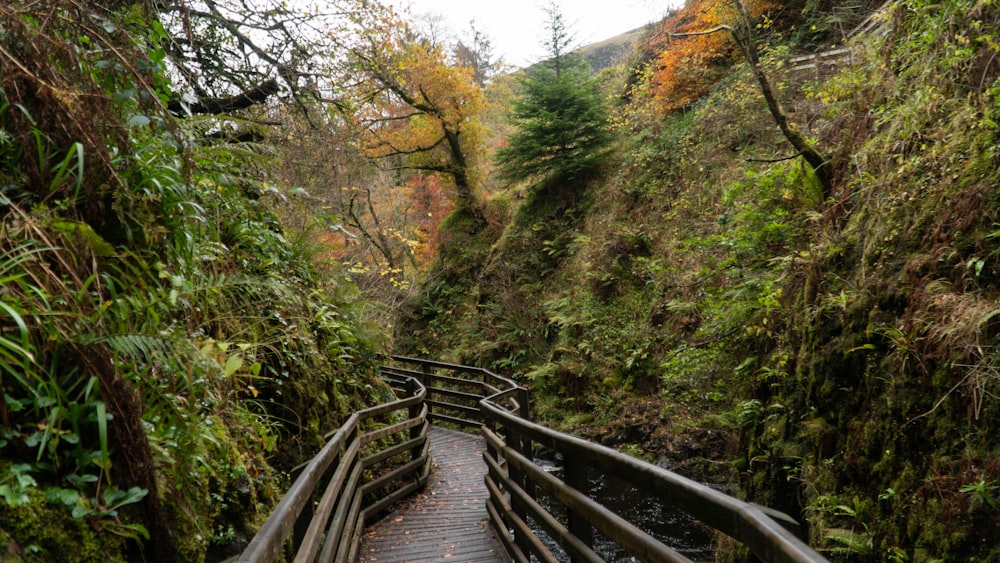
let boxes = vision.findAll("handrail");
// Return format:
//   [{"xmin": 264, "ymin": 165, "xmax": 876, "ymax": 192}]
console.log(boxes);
[
  {"xmin": 381, "ymin": 354, "xmax": 524, "ymax": 430},
  {"xmin": 234, "ymin": 356, "xmax": 827, "ymax": 563},
  {"xmin": 233, "ymin": 374, "xmax": 430, "ymax": 563},
  {"xmin": 480, "ymin": 387, "xmax": 829, "ymax": 563}
]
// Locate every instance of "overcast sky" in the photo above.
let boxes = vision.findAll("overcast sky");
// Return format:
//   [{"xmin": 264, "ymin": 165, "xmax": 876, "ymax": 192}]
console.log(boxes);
[{"xmin": 384, "ymin": 0, "xmax": 676, "ymax": 68}]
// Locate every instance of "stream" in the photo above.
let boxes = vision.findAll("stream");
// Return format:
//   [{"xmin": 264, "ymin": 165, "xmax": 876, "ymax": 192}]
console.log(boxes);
[{"xmin": 528, "ymin": 458, "xmax": 717, "ymax": 562}]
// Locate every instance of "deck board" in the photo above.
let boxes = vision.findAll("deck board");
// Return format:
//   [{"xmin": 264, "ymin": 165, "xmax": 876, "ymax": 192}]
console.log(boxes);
[{"xmin": 360, "ymin": 426, "xmax": 506, "ymax": 563}]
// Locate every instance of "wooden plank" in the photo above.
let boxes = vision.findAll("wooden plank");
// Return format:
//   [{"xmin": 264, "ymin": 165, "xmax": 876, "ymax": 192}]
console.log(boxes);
[
  {"xmin": 479, "ymin": 398, "xmax": 826, "ymax": 563},
  {"xmin": 235, "ymin": 414, "xmax": 359, "ymax": 563},
  {"xmin": 359, "ymin": 427, "xmax": 505, "ymax": 562},
  {"xmin": 483, "ymin": 466, "xmax": 563, "ymax": 563},
  {"xmin": 429, "ymin": 386, "xmax": 484, "ymax": 403},
  {"xmin": 428, "ymin": 399, "xmax": 481, "ymax": 418},
  {"xmin": 362, "ymin": 430, "xmax": 427, "ymax": 468},
  {"xmin": 483, "ymin": 428, "xmax": 693, "ymax": 563},
  {"xmin": 428, "ymin": 411, "xmax": 482, "ymax": 431},
  {"xmin": 360, "ymin": 415, "xmax": 423, "ymax": 445}
]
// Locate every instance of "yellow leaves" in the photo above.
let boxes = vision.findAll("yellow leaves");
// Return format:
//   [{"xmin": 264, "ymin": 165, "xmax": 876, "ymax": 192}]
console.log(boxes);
[
  {"xmin": 354, "ymin": 36, "xmax": 485, "ymax": 176},
  {"xmin": 348, "ymin": 262, "xmax": 370, "ymax": 275}
]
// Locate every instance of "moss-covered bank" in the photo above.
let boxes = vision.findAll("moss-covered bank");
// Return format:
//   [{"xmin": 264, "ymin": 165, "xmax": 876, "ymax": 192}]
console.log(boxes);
[
  {"xmin": 396, "ymin": 0, "xmax": 1000, "ymax": 558},
  {"xmin": 0, "ymin": 2, "xmax": 391, "ymax": 560}
]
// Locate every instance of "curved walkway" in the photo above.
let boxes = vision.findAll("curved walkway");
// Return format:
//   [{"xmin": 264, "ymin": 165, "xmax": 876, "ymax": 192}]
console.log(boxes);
[{"xmin": 360, "ymin": 426, "xmax": 505, "ymax": 563}]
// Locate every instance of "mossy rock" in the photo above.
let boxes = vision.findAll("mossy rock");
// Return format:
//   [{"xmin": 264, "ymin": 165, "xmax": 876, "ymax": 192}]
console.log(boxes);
[{"xmin": 0, "ymin": 493, "xmax": 126, "ymax": 563}]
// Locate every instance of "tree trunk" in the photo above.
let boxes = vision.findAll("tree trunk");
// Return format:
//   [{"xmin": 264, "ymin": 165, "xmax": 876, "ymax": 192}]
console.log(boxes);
[
  {"xmin": 77, "ymin": 347, "xmax": 174, "ymax": 563},
  {"xmin": 732, "ymin": 0, "xmax": 833, "ymax": 198}
]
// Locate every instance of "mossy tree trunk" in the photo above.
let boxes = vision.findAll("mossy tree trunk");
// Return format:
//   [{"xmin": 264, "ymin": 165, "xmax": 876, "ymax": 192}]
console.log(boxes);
[
  {"xmin": 669, "ymin": 0, "xmax": 834, "ymax": 199},
  {"xmin": 729, "ymin": 0, "xmax": 833, "ymax": 198}
]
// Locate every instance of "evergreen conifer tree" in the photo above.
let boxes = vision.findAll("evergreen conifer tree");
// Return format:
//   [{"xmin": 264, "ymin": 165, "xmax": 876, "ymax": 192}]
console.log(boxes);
[{"xmin": 495, "ymin": 3, "xmax": 613, "ymax": 184}]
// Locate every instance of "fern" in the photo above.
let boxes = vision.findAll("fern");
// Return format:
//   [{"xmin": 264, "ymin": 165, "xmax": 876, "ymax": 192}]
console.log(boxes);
[
  {"xmin": 98, "ymin": 334, "xmax": 179, "ymax": 365},
  {"xmin": 823, "ymin": 527, "xmax": 873, "ymax": 554}
]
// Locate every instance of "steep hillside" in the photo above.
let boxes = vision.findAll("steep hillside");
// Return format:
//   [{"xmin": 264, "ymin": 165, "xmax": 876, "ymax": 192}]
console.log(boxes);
[
  {"xmin": 396, "ymin": 0, "xmax": 1000, "ymax": 559},
  {"xmin": 576, "ymin": 25, "xmax": 653, "ymax": 72}
]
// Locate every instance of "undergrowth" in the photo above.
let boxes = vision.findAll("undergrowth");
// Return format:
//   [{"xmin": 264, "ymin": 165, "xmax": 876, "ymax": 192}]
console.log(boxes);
[
  {"xmin": 0, "ymin": 2, "xmax": 388, "ymax": 561},
  {"xmin": 397, "ymin": 0, "xmax": 1000, "ymax": 559}
]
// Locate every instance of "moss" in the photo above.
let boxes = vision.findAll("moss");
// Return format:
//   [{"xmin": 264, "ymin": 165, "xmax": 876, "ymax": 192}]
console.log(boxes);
[
  {"xmin": 0, "ymin": 492, "xmax": 126, "ymax": 563},
  {"xmin": 165, "ymin": 413, "xmax": 285, "ymax": 562},
  {"xmin": 397, "ymin": 0, "xmax": 1000, "ymax": 559}
]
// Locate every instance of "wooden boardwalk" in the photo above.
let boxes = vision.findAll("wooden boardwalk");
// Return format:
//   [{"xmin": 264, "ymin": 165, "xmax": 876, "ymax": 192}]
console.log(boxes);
[{"xmin": 360, "ymin": 426, "xmax": 506, "ymax": 563}]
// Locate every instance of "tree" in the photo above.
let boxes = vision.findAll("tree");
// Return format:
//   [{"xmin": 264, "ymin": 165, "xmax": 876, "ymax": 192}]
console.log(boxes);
[
  {"xmin": 493, "ymin": 3, "xmax": 611, "ymax": 184},
  {"xmin": 453, "ymin": 21, "xmax": 502, "ymax": 86},
  {"xmin": 344, "ymin": 12, "xmax": 486, "ymax": 212},
  {"xmin": 151, "ymin": 0, "xmax": 430, "ymax": 132},
  {"xmin": 656, "ymin": 0, "xmax": 833, "ymax": 195},
  {"xmin": 495, "ymin": 3, "xmax": 614, "ymax": 184},
  {"xmin": 725, "ymin": 0, "xmax": 833, "ymax": 196},
  {"xmin": 647, "ymin": 0, "xmax": 739, "ymax": 111}
]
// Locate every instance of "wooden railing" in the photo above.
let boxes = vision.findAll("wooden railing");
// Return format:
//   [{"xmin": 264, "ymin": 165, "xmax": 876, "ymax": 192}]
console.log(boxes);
[
  {"xmin": 480, "ymin": 389, "xmax": 829, "ymax": 563},
  {"xmin": 232, "ymin": 372, "xmax": 430, "ymax": 563},
  {"xmin": 786, "ymin": 47, "xmax": 856, "ymax": 82},
  {"xmin": 235, "ymin": 356, "xmax": 827, "ymax": 562},
  {"xmin": 785, "ymin": 1, "xmax": 892, "ymax": 82},
  {"xmin": 379, "ymin": 355, "xmax": 524, "ymax": 430}
]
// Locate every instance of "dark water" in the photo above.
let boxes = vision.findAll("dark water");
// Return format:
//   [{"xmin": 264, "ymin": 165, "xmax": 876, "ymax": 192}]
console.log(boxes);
[{"xmin": 527, "ymin": 458, "xmax": 716, "ymax": 562}]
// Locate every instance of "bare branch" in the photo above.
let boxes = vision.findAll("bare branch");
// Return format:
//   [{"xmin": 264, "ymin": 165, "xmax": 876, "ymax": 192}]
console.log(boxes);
[
  {"xmin": 169, "ymin": 78, "xmax": 279, "ymax": 115},
  {"xmin": 667, "ymin": 25, "xmax": 733, "ymax": 38},
  {"xmin": 745, "ymin": 151, "xmax": 805, "ymax": 163},
  {"xmin": 365, "ymin": 133, "xmax": 448, "ymax": 158}
]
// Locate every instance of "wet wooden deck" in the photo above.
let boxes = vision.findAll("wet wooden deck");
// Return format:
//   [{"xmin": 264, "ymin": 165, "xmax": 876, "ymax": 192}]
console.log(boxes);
[{"xmin": 360, "ymin": 426, "xmax": 506, "ymax": 563}]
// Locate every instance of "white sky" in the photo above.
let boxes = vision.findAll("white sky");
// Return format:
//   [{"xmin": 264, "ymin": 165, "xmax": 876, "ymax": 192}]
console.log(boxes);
[{"xmin": 384, "ymin": 0, "xmax": 677, "ymax": 68}]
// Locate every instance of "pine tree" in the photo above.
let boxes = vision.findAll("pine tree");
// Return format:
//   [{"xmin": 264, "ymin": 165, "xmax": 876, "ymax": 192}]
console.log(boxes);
[{"xmin": 495, "ymin": 3, "xmax": 613, "ymax": 184}]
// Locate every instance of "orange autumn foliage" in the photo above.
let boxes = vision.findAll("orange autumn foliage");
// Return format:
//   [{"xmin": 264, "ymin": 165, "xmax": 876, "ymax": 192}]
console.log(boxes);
[
  {"xmin": 406, "ymin": 173, "xmax": 454, "ymax": 265},
  {"xmin": 352, "ymin": 35, "xmax": 485, "ymax": 208},
  {"xmin": 359, "ymin": 41, "xmax": 483, "ymax": 160},
  {"xmin": 647, "ymin": 0, "xmax": 779, "ymax": 112}
]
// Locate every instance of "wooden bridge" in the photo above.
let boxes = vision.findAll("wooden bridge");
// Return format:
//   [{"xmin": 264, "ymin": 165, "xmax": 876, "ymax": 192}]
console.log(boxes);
[
  {"xmin": 231, "ymin": 356, "xmax": 828, "ymax": 563},
  {"xmin": 360, "ymin": 427, "xmax": 502, "ymax": 562}
]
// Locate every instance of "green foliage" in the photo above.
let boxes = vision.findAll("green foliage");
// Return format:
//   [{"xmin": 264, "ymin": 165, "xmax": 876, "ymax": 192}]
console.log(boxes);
[
  {"xmin": 403, "ymin": 0, "xmax": 1000, "ymax": 557},
  {"xmin": 0, "ymin": 483, "xmax": 128, "ymax": 563},
  {"xmin": 960, "ymin": 480, "xmax": 999, "ymax": 511},
  {"xmin": 495, "ymin": 57, "xmax": 613, "ymax": 184},
  {"xmin": 495, "ymin": 7, "xmax": 613, "ymax": 185},
  {"xmin": 0, "ymin": 1, "xmax": 390, "ymax": 560},
  {"xmin": 0, "ymin": 465, "xmax": 37, "ymax": 507}
]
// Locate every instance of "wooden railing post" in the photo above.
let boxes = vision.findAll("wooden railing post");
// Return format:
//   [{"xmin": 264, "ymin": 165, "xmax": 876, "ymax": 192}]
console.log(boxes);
[
  {"xmin": 420, "ymin": 363, "xmax": 431, "ymax": 418},
  {"xmin": 507, "ymin": 386, "xmax": 533, "ymax": 558},
  {"xmin": 507, "ymin": 423, "xmax": 532, "ymax": 558},
  {"xmin": 407, "ymin": 377, "xmax": 423, "ymax": 463},
  {"xmin": 517, "ymin": 386, "xmax": 530, "ymax": 422},
  {"xmin": 515, "ymin": 386, "xmax": 535, "ymax": 504},
  {"xmin": 563, "ymin": 453, "xmax": 594, "ymax": 560}
]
